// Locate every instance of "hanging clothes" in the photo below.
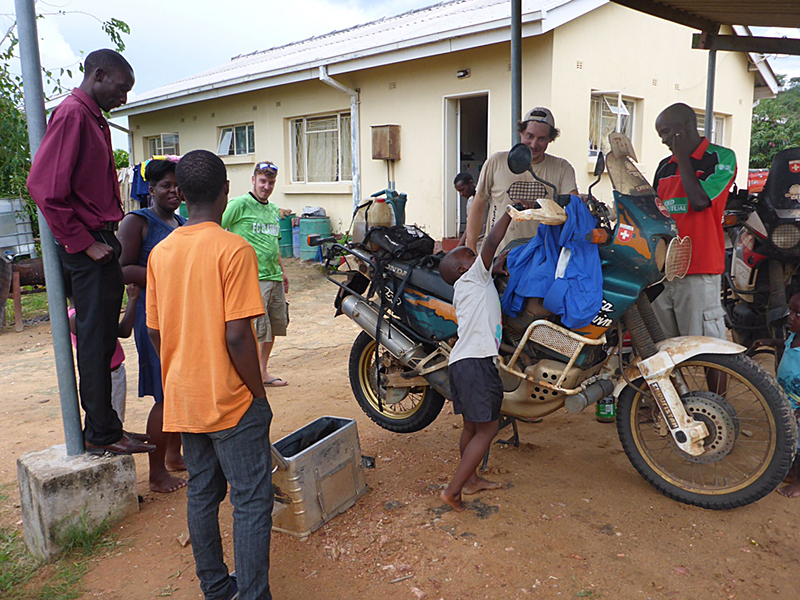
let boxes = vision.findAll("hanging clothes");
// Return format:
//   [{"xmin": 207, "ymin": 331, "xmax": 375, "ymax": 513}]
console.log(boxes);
[{"xmin": 501, "ymin": 196, "xmax": 603, "ymax": 329}]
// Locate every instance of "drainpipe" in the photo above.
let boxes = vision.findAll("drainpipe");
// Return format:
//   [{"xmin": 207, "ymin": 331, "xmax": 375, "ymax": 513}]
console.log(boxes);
[
  {"xmin": 108, "ymin": 120, "xmax": 134, "ymax": 165},
  {"xmin": 319, "ymin": 66, "xmax": 361, "ymax": 212},
  {"xmin": 15, "ymin": 0, "xmax": 84, "ymax": 456},
  {"xmin": 704, "ymin": 49, "xmax": 717, "ymax": 139}
]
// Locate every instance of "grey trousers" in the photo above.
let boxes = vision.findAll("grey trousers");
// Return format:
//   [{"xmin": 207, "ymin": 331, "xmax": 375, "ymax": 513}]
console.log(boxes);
[{"xmin": 182, "ymin": 398, "xmax": 274, "ymax": 600}]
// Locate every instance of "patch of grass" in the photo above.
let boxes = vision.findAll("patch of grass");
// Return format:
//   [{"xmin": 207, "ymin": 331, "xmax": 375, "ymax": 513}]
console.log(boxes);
[
  {"xmin": 3, "ymin": 287, "xmax": 132, "ymax": 326},
  {"xmin": 3, "ymin": 287, "xmax": 49, "ymax": 325},
  {"xmin": 0, "ymin": 511, "xmax": 115, "ymax": 599},
  {"xmin": 0, "ymin": 528, "xmax": 38, "ymax": 593},
  {"xmin": 57, "ymin": 512, "xmax": 113, "ymax": 555}
]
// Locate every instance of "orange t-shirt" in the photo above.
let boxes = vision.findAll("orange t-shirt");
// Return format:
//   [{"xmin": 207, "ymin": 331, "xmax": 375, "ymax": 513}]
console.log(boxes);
[{"xmin": 146, "ymin": 221, "xmax": 264, "ymax": 433}]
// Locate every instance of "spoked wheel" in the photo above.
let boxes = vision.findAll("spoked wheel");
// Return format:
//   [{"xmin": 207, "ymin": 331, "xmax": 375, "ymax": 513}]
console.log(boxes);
[
  {"xmin": 617, "ymin": 353, "xmax": 797, "ymax": 509},
  {"xmin": 348, "ymin": 332, "xmax": 445, "ymax": 433}
]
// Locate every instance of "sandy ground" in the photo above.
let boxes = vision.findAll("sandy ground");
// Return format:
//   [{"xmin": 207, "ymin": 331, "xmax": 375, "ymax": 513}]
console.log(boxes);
[{"xmin": 1, "ymin": 258, "xmax": 799, "ymax": 599}]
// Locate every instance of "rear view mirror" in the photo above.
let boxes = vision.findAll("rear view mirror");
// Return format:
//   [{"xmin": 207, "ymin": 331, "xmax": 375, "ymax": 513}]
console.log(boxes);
[
  {"xmin": 594, "ymin": 152, "xmax": 605, "ymax": 177},
  {"xmin": 507, "ymin": 143, "xmax": 532, "ymax": 175}
]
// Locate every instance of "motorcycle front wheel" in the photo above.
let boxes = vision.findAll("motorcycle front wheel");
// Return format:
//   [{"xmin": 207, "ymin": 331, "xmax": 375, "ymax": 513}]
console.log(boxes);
[
  {"xmin": 348, "ymin": 332, "xmax": 445, "ymax": 433},
  {"xmin": 617, "ymin": 353, "xmax": 797, "ymax": 509}
]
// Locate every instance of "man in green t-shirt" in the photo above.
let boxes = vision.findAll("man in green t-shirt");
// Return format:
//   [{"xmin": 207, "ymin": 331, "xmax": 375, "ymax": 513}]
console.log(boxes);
[{"xmin": 222, "ymin": 161, "xmax": 290, "ymax": 387}]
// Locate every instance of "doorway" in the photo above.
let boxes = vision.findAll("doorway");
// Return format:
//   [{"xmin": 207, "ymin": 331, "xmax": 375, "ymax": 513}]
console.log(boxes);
[{"xmin": 443, "ymin": 93, "xmax": 489, "ymax": 239}]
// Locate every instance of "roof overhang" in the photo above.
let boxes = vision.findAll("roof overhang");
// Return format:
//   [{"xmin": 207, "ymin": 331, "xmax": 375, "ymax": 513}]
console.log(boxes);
[
  {"xmin": 609, "ymin": 0, "xmax": 800, "ymax": 31},
  {"xmin": 115, "ymin": 0, "xmax": 606, "ymax": 117}
]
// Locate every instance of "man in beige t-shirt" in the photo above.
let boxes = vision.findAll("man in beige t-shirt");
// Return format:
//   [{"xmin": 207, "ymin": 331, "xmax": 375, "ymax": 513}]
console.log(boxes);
[{"xmin": 465, "ymin": 107, "xmax": 578, "ymax": 253}]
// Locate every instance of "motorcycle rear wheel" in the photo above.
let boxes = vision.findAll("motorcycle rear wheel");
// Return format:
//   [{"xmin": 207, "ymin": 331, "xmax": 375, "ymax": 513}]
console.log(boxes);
[
  {"xmin": 617, "ymin": 353, "xmax": 797, "ymax": 509},
  {"xmin": 348, "ymin": 332, "xmax": 445, "ymax": 433}
]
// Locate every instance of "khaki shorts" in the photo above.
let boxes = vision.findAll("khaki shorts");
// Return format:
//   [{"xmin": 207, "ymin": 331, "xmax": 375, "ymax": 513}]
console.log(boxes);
[
  {"xmin": 254, "ymin": 280, "xmax": 288, "ymax": 343},
  {"xmin": 652, "ymin": 274, "xmax": 727, "ymax": 339}
]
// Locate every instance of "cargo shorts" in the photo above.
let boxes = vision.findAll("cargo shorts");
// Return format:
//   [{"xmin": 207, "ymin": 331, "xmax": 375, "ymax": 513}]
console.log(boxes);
[
  {"xmin": 254, "ymin": 280, "xmax": 289, "ymax": 343},
  {"xmin": 652, "ymin": 274, "xmax": 727, "ymax": 340}
]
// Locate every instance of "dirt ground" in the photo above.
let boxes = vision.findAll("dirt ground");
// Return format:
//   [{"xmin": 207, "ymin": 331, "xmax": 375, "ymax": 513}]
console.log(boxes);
[{"xmin": 1, "ymin": 258, "xmax": 799, "ymax": 599}]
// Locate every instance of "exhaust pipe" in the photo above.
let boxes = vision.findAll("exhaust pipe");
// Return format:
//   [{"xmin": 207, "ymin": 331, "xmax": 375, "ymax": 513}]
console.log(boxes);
[
  {"xmin": 341, "ymin": 295, "xmax": 451, "ymax": 398},
  {"xmin": 565, "ymin": 379, "xmax": 615, "ymax": 413}
]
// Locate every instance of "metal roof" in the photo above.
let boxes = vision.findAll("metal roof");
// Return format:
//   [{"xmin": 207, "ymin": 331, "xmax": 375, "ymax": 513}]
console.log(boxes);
[
  {"xmin": 116, "ymin": 0, "xmax": 779, "ymax": 116},
  {"xmin": 115, "ymin": 0, "xmax": 600, "ymax": 115},
  {"xmin": 611, "ymin": 0, "xmax": 800, "ymax": 31}
]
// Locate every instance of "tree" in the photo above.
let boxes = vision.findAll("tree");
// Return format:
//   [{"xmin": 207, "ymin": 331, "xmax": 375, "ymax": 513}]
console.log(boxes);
[
  {"xmin": 750, "ymin": 76, "xmax": 800, "ymax": 169},
  {"xmin": 0, "ymin": 9, "xmax": 129, "ymax": 235},
  {"xmin": 113, "ymin": 149, "xmax": 130, "ymax": 169}
]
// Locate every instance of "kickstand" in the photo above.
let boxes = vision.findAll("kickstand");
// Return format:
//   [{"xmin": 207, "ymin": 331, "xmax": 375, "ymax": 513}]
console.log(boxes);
[{"xmin": 481, "ymin": 416, "xmax": 519, "ymax": 470}]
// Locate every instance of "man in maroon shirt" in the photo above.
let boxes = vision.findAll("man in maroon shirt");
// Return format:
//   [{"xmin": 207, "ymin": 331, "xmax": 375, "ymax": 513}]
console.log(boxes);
[{"xmin": 28, "ymin": 49, "xmax": 153, "ymax": 455}]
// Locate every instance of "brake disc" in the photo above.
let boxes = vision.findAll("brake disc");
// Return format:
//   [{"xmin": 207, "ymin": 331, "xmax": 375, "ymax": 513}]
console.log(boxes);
[{"xmin": 676, "ymin": 390, "xmax": 740, "ymax": 464}]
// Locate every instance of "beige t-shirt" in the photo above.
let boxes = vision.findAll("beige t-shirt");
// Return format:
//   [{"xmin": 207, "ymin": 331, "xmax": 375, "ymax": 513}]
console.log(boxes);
[{"xmin": 475, "ymin": 151, "xmax": 578, "ymax": 252}]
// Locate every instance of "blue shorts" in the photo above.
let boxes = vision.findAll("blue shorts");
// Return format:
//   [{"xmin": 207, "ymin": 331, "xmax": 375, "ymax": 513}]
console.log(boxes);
[{"xmin": 448, "ymin": 357, "xmax": 503, "ymax": 423}]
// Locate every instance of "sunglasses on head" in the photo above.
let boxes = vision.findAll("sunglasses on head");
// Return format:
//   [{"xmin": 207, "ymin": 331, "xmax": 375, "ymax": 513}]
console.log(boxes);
[{"xmin": 257, "ymin": 162, "xmax": 278, "ymax": 175}]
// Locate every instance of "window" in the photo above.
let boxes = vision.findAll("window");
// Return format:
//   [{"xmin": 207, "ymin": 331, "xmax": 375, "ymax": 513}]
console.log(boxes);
[
  {"xmin": 694, "ymin": 111, "xmax": 726, "ymax": 145},
  {"xmin": 290, "ymin": 112, "xmax": 352, "ymax": 183},
  {"xmin": 144, "ymin": 133, "xmax": 180, "ymax": 157},
  {"xmin": 589, "ymin": 93, "xmax": 636, "ymax": 156},
  {"xmin": 217, "ymin": 123, "xmax": 255, "ymax": 156}
]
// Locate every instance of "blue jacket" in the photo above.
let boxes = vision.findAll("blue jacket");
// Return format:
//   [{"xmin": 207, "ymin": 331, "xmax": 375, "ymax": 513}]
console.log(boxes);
[{"xmin": 500, "ymin": 196, "xmax": 603, "ymax": 329}]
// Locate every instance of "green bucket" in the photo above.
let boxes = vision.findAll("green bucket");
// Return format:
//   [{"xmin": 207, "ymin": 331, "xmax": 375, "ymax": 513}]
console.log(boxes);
[
  {"xmin": 299, "ymin": 217, "xmax": 331, "ymax": 261},
  {"xmin": 279, "ymin": 214, "xmax": 295, "ymax": 258}
]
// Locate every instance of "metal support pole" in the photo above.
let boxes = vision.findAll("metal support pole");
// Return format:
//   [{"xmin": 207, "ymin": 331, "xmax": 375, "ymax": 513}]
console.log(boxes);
[
  {"xmin": 511, "ymin": 0, "xmax": 522, "ymax": 145},
  {"xmin": 15, "ymin": 0, "xmax": 84, "ymax": 456},
  {"xmin": 704, "ymin": 49, "xmax": 717, "ymax": 139}
]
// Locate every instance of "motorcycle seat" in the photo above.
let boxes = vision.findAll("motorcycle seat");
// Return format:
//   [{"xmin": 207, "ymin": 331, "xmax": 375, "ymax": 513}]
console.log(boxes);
[{"xmin": 391, "ymin": 259, "xmax": 454, "ymax": 303}]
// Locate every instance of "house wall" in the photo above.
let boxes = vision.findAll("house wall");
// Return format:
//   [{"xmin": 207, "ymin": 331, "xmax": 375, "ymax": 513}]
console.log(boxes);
[
  {"xmin": 128, "ymin": 2, "xmax": 756, "ymax": 238},
  {"xmin": 550, "ymin": 3, "xmax": 754, "ymax": 202}
]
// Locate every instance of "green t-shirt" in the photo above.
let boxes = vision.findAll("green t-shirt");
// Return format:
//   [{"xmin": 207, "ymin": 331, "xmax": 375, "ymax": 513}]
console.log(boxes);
[{"xmin": 221, "ymin": 192, "xmax": 282, "ymax": 281}]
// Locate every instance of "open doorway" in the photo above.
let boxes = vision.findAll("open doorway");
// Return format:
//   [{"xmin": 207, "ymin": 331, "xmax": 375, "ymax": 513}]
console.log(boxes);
[{"xmin": 443, "ymin": 93, "xmax": 489, "ymax": 239}]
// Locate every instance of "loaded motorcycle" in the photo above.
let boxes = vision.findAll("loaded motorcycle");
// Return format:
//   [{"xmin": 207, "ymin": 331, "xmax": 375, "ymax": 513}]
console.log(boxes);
[
  {"xmin": 311, "ymin": 134, "xmax": 797, "ymax": 510},
  {"xmin": 723, "ymin": 147, "xmax": 800, "ymax": 352}
]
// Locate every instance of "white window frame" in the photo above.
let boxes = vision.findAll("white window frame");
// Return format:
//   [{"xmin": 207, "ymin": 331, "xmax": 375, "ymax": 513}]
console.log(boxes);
[
  {"xmin": 217, "ymin": 123, "xmax": 255, "ymax": 156},
  {"xmin": 694, "ymin": 110, "xmax": 726, "ymax": 146},
  {"xmin": 290, "ymin": 112, "xmax": 352, "ymax": 184},
  {"xmin": 589, "ymin": 91, "xmax": 636, "ymax": 157},
  {"xmin": 144, "ymin": 133, "xmax": 180, "ymax": 158}
]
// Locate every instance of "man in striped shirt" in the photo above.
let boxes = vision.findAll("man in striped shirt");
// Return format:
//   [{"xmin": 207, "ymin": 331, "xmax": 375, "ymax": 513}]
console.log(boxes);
[{"xmin": 651, "ymin": 103, "xmax": 736, "ymax": 340}]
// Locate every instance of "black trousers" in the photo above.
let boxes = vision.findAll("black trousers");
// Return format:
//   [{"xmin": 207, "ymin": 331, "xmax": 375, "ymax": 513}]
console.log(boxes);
[{"xmin": 57, "ymin": 231, "xmax": 124, "ymax": 446}]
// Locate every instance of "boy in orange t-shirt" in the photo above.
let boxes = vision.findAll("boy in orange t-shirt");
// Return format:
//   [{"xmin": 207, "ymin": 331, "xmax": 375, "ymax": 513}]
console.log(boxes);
[{"xmin": 146, "ymin": 150, "xmax": 272, "ymax": 600}]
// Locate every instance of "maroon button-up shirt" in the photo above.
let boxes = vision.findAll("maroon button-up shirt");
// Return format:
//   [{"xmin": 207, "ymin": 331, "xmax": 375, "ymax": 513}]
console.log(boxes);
[{"xmin": 27, "ymin": 88, "xmax": 124, "ymax": 254}]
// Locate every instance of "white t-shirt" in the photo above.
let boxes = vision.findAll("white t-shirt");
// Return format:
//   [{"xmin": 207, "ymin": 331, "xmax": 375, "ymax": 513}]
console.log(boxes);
[
  {"xmin": 449, "ymin": 257, "xmax": 502, "ymax": 365},
  {"xmin": 475, "ymin": 151, "xmax": 578, "ymax": 253}
]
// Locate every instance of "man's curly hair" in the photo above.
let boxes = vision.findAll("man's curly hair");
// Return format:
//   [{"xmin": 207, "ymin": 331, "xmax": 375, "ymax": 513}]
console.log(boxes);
[{"xmin": 175, "ymin": 150, "xmax": 227, "ymax": 206}]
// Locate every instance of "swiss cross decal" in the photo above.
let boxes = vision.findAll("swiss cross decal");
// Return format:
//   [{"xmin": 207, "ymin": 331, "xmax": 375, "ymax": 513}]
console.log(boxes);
[
  {"xmin": 790, "ymin": 159, "xmax": 800, "ymax": 174},
  {"xmin": 617, "ymin": 224, "xmax": 634, "ymax": 243}
]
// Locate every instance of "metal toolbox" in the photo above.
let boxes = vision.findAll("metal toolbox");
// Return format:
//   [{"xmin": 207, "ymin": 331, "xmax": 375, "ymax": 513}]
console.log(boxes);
[{"xmin": 271, "ymin": 416, "xmax": 369, "ymax": 537}]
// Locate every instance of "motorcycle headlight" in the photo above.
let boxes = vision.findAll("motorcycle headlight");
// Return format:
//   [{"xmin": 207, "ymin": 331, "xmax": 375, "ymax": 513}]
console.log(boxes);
[
  {"xmin": 771, "ymin": 224, "xmax": 800, "ymax": 250},
  {"xmin": 654, "ymin": 238, "xmax": 668, "ymax": 272}
]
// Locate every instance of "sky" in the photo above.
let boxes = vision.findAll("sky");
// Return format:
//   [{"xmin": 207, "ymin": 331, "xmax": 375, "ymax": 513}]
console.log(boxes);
[{"xmin": 2, "ymin": 0, "xmax": 800, "ymax": 150}]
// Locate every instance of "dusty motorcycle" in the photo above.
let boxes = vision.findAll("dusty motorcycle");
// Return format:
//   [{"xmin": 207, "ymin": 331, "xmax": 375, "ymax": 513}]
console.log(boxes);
[
  {"xmin": 312, "ymin": 134, "xmax": 797, "ymax": 510},
  {"xmin": 724, "ymin": 147, "xmax": 800, "ymax": 352}
]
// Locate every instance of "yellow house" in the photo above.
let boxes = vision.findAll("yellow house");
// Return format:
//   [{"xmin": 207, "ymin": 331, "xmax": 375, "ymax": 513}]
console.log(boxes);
[{"xmin": 115, "ymin": 0, "xmax": 777, "ymax": 239}]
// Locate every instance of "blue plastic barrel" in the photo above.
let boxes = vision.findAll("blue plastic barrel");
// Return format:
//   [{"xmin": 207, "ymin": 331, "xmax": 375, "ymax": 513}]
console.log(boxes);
[{"xmin": 299, "ymin": 217, "xmax": 331, "ymax": 261}]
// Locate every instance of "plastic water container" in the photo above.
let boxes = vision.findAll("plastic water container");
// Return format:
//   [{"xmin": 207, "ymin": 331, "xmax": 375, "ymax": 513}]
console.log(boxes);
[
  {"xmin": 292, "ymin": 224, "xmax": 300, "ymax": 258},
  {"xmin": 299, "ymin": 217, "xmax": 331, "ymax": 261},
  {"xmin": 279, "ymin": 213, "xmax": 295, "ymax": 258},
  {"xmin": 352, "ymin": 197, "xmax": 396, "ymax": 244}
]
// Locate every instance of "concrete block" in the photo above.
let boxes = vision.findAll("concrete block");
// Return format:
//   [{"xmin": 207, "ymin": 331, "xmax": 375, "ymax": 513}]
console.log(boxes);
[{"xmin": 17, "ymin": 444, "xmax": 138, "ymax": 561}]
